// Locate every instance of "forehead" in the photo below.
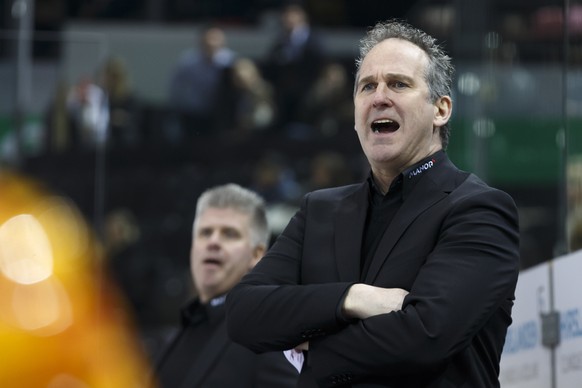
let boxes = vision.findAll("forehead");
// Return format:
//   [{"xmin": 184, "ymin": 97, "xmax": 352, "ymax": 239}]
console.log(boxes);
[
  {"xmin": 195, "ymin": 207, "xmax": 251, "ymax": 229},
  {"xmin": 359, "ymin": 38, "xmax": 429, "ymax": 77}
]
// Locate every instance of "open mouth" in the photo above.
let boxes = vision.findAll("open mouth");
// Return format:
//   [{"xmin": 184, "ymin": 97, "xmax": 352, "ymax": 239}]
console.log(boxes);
[
  {"xmin": 371, "ymin": 119, "xmax": 400, "ymax": 133},
  {"xmin": 203, "ymin": 258, "xmax": 222, "ymax": 266}
]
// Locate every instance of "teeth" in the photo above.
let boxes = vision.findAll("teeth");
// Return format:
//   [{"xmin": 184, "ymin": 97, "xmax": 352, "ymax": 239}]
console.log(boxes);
[{"xmin": 371, "ymin": 119, "xmax": 396, "ymax": 133}]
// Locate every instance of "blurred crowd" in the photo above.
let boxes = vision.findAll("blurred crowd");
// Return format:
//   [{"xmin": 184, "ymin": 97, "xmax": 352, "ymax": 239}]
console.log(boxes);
[
  {"xmin": 41, "ymin": 3, "xmax": 354, "ymax": 154},
  {"xmin": 32, "ymin": 3, "xmax": 365, "ymax": 363}
]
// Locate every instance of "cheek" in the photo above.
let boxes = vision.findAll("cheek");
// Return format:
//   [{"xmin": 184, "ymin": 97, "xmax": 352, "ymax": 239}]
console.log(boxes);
[
  {"xmin": 354, "ymin": 107, "xmax": 367, "ymax": 133},
  {"xmin": 354, "ymin": 103, "xmax": 364, "ymax": 119},
  {"xmin": 354, "ymin": 97, "xmax": 366, "ymax": 115},
  {"xmin": 190, "ymin": 248, "xmax": 201, "ymax": 266},
  {"xmin": 227, "ymin": 246, "xmax": 254, "ymax": 268}
]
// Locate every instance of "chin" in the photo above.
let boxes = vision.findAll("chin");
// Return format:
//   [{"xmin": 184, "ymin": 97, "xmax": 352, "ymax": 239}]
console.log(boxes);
[{"xmin": 368, "ymin": 149, "xmax": 398, "ymax": 164}]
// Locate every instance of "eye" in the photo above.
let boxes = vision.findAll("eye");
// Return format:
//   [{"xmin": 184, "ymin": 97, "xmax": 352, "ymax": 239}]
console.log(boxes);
[
  {"xmin": 222, "ymin": 227, "xmax": 241, "ymax": 239},
  {"xmin": 391, "ymin": 80, "xmax": 408, "ymax": 89},
  {"xmin": 360, "ymin": 82, "xmax": 376, "ymax": 92},
  {"xmin": 198, "ymin": 227, "xmax": 213, "ymax": 238}
]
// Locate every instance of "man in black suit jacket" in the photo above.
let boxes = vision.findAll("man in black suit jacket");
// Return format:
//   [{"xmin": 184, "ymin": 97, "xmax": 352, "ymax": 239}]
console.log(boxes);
[
  {"xmin": 264, "ymin": 3, "xmax": 326, "ymax": 127},
  {"xmin": 154, "ymin": 184, "xmax": 298, "ymax": 387},
  {"xmin": 226, "ymin": 20, "xmax": 520, "ymax": 387}
]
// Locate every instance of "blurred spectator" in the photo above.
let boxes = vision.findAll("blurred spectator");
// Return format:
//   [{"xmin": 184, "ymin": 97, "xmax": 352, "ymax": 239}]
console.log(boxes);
[
  {"xmin": 103, "ymin": 208, "xmax": 156, "ymax": 330},
  {"xmin": 251, "ymin": 152, "xmax": 302, "ymax": 205},
  {"xmin": 230, "ymin": 57, "xmax": 277, "ymax": 135},
  {"xmin": 153, "ymin": 183, "xmax": 298, "ymax": 387},
  {"xmin": 99, "ymin": 57, "xmax": 142, "ymax": 148},
  {"xmin": 263, "ymin": 3, "xmax": 326, "ymax": 130},
  {"xmin": 167, "ymin": 26, "xmax": 236, "ymax": 141},
  {"xmin": 567, "ymin": 155, "xmax": 582, "ymax": 252},
  {"xmin": 531, "ymin": 4, "xmax": 582, "ymax": 39},
  {"xmin": 569, "ymin": 211, "xmax": 582, "ymax": 252},
  {"xmin": 249, "ymin": 152, "xmax": 303, "ymax": 238},
  {"xmin": 304, "ymin": 150, "xmax": 354, "ymax": 192},
  {"xmin": 299, "ymin": 61, "xmax": 354, "ymax": 137},
  {"xmin": 44, "ymin": 80, "xmax": 74, "ymax": 154},
  {"xmin": 66, "ymin": 75, "xmax": 110, "ymax": 149},
  {"xmin": 104, "ymin": 208, "xmax": 141, "ymax": 265},
  {"xmin": 567, "ymin": 155, "xmax": 582, "ymax": 209}
]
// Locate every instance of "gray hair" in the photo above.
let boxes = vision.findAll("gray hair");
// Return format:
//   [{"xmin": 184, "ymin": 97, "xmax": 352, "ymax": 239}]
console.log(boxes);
[
  {"xmin": 195, "ymin": 183, "xmax": 269, "ymax": 247},
  {"xmin": 355, "ymin": 19, "xmax": 454, "ymax": 149}
]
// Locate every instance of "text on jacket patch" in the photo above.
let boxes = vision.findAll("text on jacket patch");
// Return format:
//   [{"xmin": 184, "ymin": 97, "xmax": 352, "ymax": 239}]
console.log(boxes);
[{"xmin": 408, "ymin": 159, "xmax": 436, "ymax": 179}]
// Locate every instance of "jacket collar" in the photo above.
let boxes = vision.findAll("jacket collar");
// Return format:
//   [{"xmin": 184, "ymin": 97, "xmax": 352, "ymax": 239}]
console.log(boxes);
[
  {"xmin": 364, "ymin": 153, "xmax": 467, "ymax": 283},
  {"xmin": 333, "ymin": 152, "xmax": 467, "ymax": 283},
  {"xmin": 181, "ymin": 294, "xmax": 227, "ymax": 327}
]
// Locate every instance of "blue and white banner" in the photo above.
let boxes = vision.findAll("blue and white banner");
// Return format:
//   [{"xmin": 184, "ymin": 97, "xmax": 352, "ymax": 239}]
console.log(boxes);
[
  {"xmin": 554, "ymin": 250, "xmax": 582, "ymax": 387},
  {"xmin": 499, "ymin": 262, "xmax": 552, "ymax": 387}
]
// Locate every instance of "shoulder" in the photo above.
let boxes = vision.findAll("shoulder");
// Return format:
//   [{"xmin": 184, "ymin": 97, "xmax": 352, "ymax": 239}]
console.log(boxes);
[
  {"xmin": 460, "ymin": 173, "xmax": 513, "ymax": 200},
  {"xmin": 429, "ymin": 156, "xmax": 517, "ymax": 210},
  {"xmin": 307, "ymin": 183, "xmax": 365, "ymax": 201},
  {"xmin": 447, "ymin": 173, "xmax": 518, "ymax": 223},
  {"xmin": 296, "ymin": 183, "xmax": 368, "ymax": 221}
]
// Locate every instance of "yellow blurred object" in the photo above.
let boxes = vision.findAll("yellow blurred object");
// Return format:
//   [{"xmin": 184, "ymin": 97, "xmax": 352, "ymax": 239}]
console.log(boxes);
[{"xmin": 0, "ymin": 170, "xmax": 156, "ymax": 387}]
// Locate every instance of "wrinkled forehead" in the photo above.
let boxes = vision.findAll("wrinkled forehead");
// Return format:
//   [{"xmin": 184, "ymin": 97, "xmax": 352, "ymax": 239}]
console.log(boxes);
[
  {"xmin": 355, "ymin": 38, "xmax": 430, "ymax": 87},
  {"xmin": 364, "ymin": 38, "xmax": 428, "ymax": 70}
]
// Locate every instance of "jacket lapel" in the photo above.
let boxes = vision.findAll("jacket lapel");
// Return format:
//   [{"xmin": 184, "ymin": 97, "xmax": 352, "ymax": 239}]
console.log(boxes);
[
  {"xmin": 334, "ymin": 182, "xmax": 369, "ymax": 282},
  {"xmin": 363, "ymin": 159, "xmax": 461, "ymax": 283}
]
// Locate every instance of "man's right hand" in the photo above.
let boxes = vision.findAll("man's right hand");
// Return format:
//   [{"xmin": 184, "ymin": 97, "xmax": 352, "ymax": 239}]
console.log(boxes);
[{"xmin": 342, "ymin": 284, "xmax": 409, "ymax": 320}]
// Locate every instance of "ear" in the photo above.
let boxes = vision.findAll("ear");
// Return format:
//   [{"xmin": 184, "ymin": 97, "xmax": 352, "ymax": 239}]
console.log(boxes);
[
  {"xmin": 433, "ymin": 96, "xmax": 452, "ymax": 127},
  {"xmin": 249, "ymin": 244, "xmax": 266, "ymax": 268}
]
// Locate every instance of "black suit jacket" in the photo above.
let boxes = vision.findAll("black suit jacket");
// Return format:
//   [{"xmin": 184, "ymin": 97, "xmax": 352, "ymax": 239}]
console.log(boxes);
[
  {"xmin": 155, "ymin": 298, "xmax": 298, "ymax": 387},
  {"xmin": 227, "ymin": 154, "xmax": 520, "ymax": 387}
]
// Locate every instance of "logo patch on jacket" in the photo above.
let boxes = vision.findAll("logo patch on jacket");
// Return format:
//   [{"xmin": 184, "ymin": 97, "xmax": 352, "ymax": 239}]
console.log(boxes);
[{"xmin": 408, "ymin": 159, "xmax": 436, "ymax": 179}]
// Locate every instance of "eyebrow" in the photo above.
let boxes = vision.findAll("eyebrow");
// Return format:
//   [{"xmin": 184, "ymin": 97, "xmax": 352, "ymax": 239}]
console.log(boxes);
[{"xmin": 356, "ymin": 73, "xmax": 415, "ymax": 89}]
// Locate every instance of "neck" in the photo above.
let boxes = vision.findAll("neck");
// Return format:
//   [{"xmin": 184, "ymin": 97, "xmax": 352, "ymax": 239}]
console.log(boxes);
[{"xmin": 371, "ymin": 170, "xmax": 395, "ymax": 194}]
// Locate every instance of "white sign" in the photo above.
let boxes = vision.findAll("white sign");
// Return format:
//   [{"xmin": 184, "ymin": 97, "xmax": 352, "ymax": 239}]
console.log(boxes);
[
  {"xmin": 553, "ymin": 250, "xmax": 582, "ymax": 388},
  {"xmin": 500, "ymin": 262, "xmax": 552, "ymax": 387}
]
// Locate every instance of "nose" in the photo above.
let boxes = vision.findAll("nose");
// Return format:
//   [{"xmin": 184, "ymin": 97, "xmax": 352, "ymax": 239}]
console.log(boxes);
[
  {"xmin": 206, "ymin": 231, "xmax": 222, "ymax": 249},
  {"xmin": 372, "ymin": 83, "xmax": 393, "ymax": 108}
]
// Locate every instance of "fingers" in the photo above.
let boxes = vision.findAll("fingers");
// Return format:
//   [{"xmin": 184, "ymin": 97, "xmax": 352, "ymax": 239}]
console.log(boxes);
[
  {"xmin": 295, "ymin": 342, "xmax": 309, "ymax": 351},
  {"xmin": 342, "ymin": 284, "xmax": 409, "ymax": 320}
]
